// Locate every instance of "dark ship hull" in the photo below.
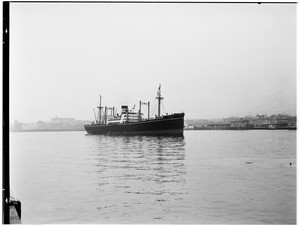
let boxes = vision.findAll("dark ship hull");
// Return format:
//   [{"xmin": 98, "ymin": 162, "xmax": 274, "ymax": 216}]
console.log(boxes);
[{"xmin": 85, "ymin": 113, "xmax": 185, "ymax": 136}]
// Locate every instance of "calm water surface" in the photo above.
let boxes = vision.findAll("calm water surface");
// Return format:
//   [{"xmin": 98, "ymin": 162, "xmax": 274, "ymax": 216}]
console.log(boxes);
[{"xmin": 10, "ymin": 130, "xmax": 296, "ymax": 224}]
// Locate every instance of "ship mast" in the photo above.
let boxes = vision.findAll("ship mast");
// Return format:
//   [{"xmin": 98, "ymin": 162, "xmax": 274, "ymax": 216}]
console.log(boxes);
[
  {"xmin": 139, "ymin": 101, "xmax": 150, "ymax": 121},
  {"xmin": 93, "ymin": 108, "xmax": 97, "ymax": 123},
  {"xmin": 156, "ymin": 84, "xmax": 164, "ymax": 118},
  {"xmin": 97, "ymin": 95, "xmax": 103, "ymax": 124}
]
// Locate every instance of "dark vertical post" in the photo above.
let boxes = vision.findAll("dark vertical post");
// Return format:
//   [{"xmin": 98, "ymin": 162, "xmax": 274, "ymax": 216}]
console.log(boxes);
[{"xmin": 3, "ymin": 1, "xmax": 10, "ymax": 224}]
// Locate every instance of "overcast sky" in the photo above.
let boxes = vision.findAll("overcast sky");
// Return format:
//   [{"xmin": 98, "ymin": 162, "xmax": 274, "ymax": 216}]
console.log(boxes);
[{"xmin": 9, "ymin": 2, "xmax": 296, "ymax": 122}]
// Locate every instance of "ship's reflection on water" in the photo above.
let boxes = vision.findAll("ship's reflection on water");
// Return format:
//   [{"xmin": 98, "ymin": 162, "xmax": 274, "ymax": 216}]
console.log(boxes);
[{"xmin": 91, "ymin": 135, "xmax": 187, "ymax": 223}]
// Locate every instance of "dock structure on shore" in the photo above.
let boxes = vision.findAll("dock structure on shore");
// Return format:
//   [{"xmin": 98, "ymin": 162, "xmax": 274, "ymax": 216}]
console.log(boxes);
[
  {"xmin": 189, "ymin": 126, "xmax": 297, "ymax": 131},
  {"xmin": 185, "ymin": 114, "xmax": 296, "ymax": 131}
]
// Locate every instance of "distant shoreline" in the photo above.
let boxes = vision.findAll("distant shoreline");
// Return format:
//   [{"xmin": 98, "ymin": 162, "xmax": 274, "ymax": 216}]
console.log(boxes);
[
  {"xmin": 185, "ymin": 127, "xmax": 296, "ymax": 131},
  {"xmin": 10, "ymin": 129, "xmax": 85, "ymax": 132}
]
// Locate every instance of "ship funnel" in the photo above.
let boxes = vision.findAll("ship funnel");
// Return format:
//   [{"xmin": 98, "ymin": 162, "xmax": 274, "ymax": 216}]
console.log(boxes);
[{"xmin": 121, "ymin": 105, "xmax": 128, "ymax": 113}]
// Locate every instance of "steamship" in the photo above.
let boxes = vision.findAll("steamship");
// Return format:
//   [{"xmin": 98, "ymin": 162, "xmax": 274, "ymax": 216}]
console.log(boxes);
[{"xmin": 84, "ymin": 85, "xmax": 185, "ymax": 136}]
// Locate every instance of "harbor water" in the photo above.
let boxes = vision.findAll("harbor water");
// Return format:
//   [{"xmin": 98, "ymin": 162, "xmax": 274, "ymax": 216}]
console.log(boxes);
[{"xmin": 10, "ymin": 130, "xmax": 296, "ymax": 224}]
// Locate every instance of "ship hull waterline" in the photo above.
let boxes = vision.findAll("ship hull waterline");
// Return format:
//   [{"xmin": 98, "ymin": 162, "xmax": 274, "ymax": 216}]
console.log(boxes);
[{"xmin": 84, "ymin": 113, "xmax": 184, "ymax": 136}]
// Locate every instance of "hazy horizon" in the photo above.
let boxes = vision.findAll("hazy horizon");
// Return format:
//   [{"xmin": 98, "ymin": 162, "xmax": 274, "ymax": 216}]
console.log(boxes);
[
  {"xmin": 13, "ymin": 111, "xmax": 297, "ymax": 124},
  {"xmin": 9, "ymin": 3, "xmax": 297, "ymax": 123}
]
